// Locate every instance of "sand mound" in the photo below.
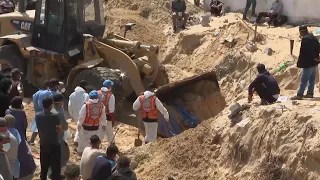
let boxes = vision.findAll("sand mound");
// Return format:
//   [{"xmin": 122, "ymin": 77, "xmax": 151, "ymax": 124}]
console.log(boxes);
[
  {"xmin": 131, "ymin": 99, "xmax": 320, "ymax": 180},
  {"xmin": 104, "ymin": 0, "xmax": 201, "ymax": 47}
]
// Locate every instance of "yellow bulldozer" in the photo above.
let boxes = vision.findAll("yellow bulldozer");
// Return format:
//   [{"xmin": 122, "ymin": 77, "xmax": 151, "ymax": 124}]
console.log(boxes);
[{"xmin": 0, "ymin": 0, "xmax": 225, "ymax": 137}]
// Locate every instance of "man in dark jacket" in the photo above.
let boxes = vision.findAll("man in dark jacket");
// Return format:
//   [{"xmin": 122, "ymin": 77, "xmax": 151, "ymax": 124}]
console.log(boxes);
[
  {"xmin": 91, "ymin": 145, "xmax": 119, "ymax": 180},
  {"xmin": 0, "ymin": 78, "xmax": 12, "ymax": 117},
  {"xmin": 292, "ymin": 26, "xmax": 320, "ymax": 100},
  {"xmin": 248, "ymin": 64, "xmax": 280, "ymax": 105},
  {"xmin": 171, "ymin": 0, "xmax": 188, "ymax": 32},
  {"xmin": 110, "ymin": 156, "xmax": 137, "ymax": 180}
]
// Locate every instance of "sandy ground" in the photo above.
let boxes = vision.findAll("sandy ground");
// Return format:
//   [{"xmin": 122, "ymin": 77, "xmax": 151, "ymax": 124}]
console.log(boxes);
[
  {"xmin": 126, "ymin": 12, "xmax": 320, "ymax": 180},
  {"xmin": 20, "ymin": 0, "xmax": 320, "ymax": 179}
]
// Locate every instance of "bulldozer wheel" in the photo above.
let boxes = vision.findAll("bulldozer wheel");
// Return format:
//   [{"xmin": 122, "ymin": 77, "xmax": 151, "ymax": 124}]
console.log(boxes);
[
  {"xmin": 70, "ymin": 67, "xmax": 123, "ymax": 98},
  {"xmin": 0, "ymin": 45, "xmax": 37, "ymax": 97}
]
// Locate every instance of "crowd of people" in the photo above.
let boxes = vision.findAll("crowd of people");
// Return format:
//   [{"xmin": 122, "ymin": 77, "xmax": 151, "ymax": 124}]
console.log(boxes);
[{"xmin": 0, "ymin": 63, "xmax": 170, "ymax": 180}]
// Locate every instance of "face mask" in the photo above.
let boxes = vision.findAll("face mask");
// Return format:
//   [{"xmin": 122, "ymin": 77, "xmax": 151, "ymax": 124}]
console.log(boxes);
[{"xmin": 2, "ymin": 143, "xmax": 10, "ymax": 152}]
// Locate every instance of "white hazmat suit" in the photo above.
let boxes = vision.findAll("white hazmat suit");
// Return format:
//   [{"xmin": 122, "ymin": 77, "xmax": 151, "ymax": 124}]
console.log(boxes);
[
  {"xmin": 68, "ymin": 86, "xmax": 89, "ymax": 143},
  {"xmin": 77, "ymin": 99, "xmax": 107, "ymax": 153}
]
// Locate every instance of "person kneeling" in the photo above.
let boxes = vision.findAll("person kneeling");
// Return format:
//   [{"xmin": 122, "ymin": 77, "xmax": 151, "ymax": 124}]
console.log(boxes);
[{"xmin": 248, "ymin": 64, "xmax": 280, "ymax": 105}]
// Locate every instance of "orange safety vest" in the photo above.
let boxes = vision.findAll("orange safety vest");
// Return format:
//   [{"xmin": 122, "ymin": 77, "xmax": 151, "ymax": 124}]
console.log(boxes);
[
  {"xmin": 83, "ymin": 101, "xmax": 103, "ymax": 127},
  {"xmin": 98, "ymin": 90, "xmax": 112, "ymax": 114},
  {"xmin": 139, "ymin": 95, "xmax": 158, "ymax": 119}
]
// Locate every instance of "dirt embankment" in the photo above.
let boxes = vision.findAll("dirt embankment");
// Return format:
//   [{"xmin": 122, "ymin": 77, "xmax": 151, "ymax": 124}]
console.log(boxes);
[
  {"xmin": 104, "ymin": 0, "xmax": 201, "ymax": 48},
  {"xmin": 124, "ymin": 13, "xmax": 320, "ymax": 180},
  {"xmin": 130, "ymin": 99, "xmax": 320, "ymax": 180}
]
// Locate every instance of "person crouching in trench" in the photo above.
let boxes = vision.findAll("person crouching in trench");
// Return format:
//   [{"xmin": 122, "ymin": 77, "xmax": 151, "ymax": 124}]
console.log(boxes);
[{"xmin": 248, "ymin": 64, "xmax": 280, "ymax": 105}]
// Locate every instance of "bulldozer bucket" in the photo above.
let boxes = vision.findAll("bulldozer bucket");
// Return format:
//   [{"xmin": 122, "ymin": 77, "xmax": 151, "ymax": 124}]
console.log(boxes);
[{"xmin": 140, "ymin": 70, "xmax": 227, "ymax": 138}]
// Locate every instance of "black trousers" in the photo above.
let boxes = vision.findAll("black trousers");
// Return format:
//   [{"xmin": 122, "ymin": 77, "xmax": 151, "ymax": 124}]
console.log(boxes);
[
  {"xmin": 211, "ymin": 6, "xmax": 222, "ymax": 16},
  {"xmin": 40, "ymin": 144, "xmax": 61, "ymax": 180},
  {"xmin": 256, "ymin": 12, "xmax": 278, "ymax": 25},
  {"xmin": 243, "ymin": 0, "xmax": 256, "ymax": 18},
  {"xmin": 254, "ymin": 83, "xmax": 277, "ymax": 104}
]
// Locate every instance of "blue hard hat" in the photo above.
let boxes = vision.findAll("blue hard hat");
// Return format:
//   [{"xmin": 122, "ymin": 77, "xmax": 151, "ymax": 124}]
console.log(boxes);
[
  {"xmin": 89, "ymin": 90, "xmax": 98, "ymax": 98},
  {"xmin": 103, "ymin": 80, "xmax": 114, "ymax": 87}
]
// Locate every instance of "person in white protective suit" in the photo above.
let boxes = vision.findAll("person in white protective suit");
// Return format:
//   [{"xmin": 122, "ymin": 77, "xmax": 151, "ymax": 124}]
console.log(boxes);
[
  {"xmin": 68, "ymin": 80, "xmax": 89, "ymax": 146},
  {"xmin": 98, "ymin": 80, "xmax": 115, "ymax": 145},
  {"xmin": 132, "ymin": 90, "xmax": 169, "ymax": 144},
  {"xmin": 77, "ymin": 90, "xmax": 106, "ymax": 153}
]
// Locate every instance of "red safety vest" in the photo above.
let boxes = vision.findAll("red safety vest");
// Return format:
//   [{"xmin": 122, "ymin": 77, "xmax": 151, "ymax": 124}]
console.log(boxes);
[
  {"xmin": 139, "ymin": 95, "xmax": 158, "ymax": 119},
  {"xmin": 98, "ymin": 90, "xmax": 112, "ymax": 114},
  {"xmin": 83, "ymin": 101, "xmax": 103, "ymax": 127}
]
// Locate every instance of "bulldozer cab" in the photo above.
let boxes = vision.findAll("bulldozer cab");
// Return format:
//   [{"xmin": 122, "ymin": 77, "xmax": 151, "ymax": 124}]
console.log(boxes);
[{"xmin": 31, "ymin": 0, "xmax": 105, "ymax": 54}]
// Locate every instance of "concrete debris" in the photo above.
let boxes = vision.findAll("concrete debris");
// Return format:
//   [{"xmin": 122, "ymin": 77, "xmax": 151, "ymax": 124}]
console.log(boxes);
[
  {"xmin": 228, "ymin": 103, "xmax": 250, "ymax": 119},
  {"xmin": 265, "ymin": 48, "xmax": 272, "ymax": 56},
  {"xmin": 221, "ymin": 36, "xmax": 236, "ymax": 47},
  {"xmin": 201, "ymin": 14, "xmax": 211, "ymax": 26},
  {"xmin": 245, "ymin": 41, "xmax": 257, "ymax": 52}
]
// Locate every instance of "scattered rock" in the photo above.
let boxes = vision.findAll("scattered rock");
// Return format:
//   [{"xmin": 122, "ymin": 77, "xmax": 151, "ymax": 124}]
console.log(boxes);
[
  {"xmin": 228, "ymin": 103, "xmax": 242, "ymax": 118},
  {"xmin": 265, "ymin": 47, "xmax": 273, "ymax": 55},
  {"xmin": 246, "ymin": 41, "xmax": 257, "ymax": 52},
  {"xmin": 223, "ymin": 19, "xmax": 228, "ymax": 23}
]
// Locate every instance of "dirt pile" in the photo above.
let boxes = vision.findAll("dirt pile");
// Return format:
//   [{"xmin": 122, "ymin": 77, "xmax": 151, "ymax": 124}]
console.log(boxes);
[
  {"xmin": 131, "ymin": 99, "xmax": 320, "ymax": 180},
  {"xmin": 104, "ymin": 0, "xmax": 201, "ymax": 47},
  {"xmin": 125, "ymin": 13, "xmax": 320, "ymax": 180}
]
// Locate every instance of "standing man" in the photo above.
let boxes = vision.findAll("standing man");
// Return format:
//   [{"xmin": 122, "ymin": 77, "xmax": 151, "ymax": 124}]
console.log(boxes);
[
  {"xmin": 132, "ymin": 90, "xmax": 169, "ymax": 144},
  {"xmin": 51, "ymin": 94, "xmax": 70, "ymax": 178},
  {"xmin": 29, "ymin": 79, "xmax": 59, "ymax": 144},
  {"xmin": 255, "ymin": 0, "xmax": 283, "ymax": 26},
  {"xmin": 35, "ymin": 97, "xmax": 62, "ymax": 180},
  {"xmin": 77, "ymin": 91, "xmax": 107, "ymax": 153},
  {"xmin": 171, "ymin": 0, "xmax": 189, "ymax": 32},
  {"xmin": 98, "ymin": 80, "xmax": 115, "ymax": 145},
  {"xmin": 8, "ymin": 68, "xmax": 24, "ymax": 102},
  {"xmin": 248, "ymin": 64, "xmax": 280, "ymax": 105},
  {"xmin": 243, "ymin": 0, "xmax": 257, "ymax": 20},
  {"xmin": 68, "ymin": 80, "xmax": 89, "ymax": 146},
  {"xmin": 80, "ymin": 135, "xmax": 104, "ymax": 180},
  {"xmin": 91, "ymin": 145, "xmax": 119, "ymax": 180},
  {"xmin": 292, "ymin": 26, "xmax": 320, "ymax": 100}
]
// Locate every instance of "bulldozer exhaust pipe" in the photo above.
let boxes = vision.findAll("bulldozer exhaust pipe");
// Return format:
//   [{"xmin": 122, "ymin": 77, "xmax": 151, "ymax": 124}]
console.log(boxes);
[{"xmin": 18, "ymin": 0, "xmax": 26, "ymax": 13}]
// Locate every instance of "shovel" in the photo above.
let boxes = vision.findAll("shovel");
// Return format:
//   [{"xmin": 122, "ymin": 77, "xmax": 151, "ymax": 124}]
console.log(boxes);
[
  {"xmin": 108, "ymin": 128, "xmax": 119, "ymax": 147},
  {"xmin": 134, "ymin": 128, "xmax": 142, "ymax": 147},
  {"xmin": 134, "ymin": 117, "xmax": 143, "ymax": 147}
]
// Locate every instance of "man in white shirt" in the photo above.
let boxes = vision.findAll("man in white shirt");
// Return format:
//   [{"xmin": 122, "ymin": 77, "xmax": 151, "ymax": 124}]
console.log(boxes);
[
  {"xmin": 80, "ymin": 135, "xmax": 104, "ymax": 180},
  {"xmin": 132, "ymin": 90, "xmax": 169, "ymax": 144},
  {"xmin": 68, "ymin": 80, "xmax": 89, "ymax": 146},
  {"xmin": 77, "ymin": 91, "xmax": 106, "ymax": 153}
]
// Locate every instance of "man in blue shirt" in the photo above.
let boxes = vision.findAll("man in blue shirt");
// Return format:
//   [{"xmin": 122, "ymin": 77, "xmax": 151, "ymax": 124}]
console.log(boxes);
[
  {"xmin": 29, "ymin": 79, "xmax": 61, "ymax": 144},
  {"xmin": 91, "ymin": 145, "xmax": 119, "ymax": 180}
]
